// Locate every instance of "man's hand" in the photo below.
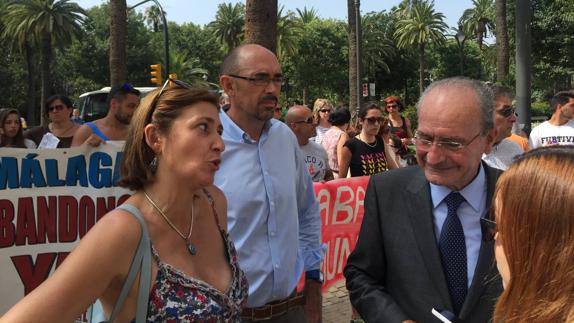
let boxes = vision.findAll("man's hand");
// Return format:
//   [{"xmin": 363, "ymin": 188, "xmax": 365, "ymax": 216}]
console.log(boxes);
[
  {"xmin": 83, "ymin": 134, "xmax": 105, "ymax": 147},
  {"xmin": 304, "ymin": 280, "xmax": 322, "ymax": 323}
]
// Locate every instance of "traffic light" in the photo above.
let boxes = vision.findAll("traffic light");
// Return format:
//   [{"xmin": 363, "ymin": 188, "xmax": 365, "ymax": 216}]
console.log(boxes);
[{"xmin": 150, "ymin": 64, "xmax": 162, "ymax": 85}]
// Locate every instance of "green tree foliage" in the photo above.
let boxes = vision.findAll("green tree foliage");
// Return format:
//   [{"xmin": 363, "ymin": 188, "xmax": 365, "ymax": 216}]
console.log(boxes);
[
  {"xmin": 295, "ymin": 7, "xmax": 318, "ymax": 24},
  {"xmin": 277, "ymin": 7, "xmax": 302, "ymax": 59},
  {"xmin": 459, "ymin": 0, "xmax": 495, "ymax": 50},
  {"xmin": 208, "ymin": 2, "xmax": 245, "ymax": 52}
]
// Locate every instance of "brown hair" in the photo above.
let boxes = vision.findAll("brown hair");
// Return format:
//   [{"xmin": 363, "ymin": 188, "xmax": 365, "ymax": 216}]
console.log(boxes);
[
  {"xmin": 118, "ymin": 86, "xmax": 219, "ymax": 191},
  {"xmin": 493, "ymin": 146, "xmax": 574, "ymax": 323},
  {"xmin": 0, "ymin": 108, "xmax": 26, "ymax": 148}
]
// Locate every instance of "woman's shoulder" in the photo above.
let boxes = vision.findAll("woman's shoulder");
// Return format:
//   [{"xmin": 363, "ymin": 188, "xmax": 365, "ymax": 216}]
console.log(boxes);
[{"xmin": 202, "ymin": 185, "xmax": 228, "ymax": 227}]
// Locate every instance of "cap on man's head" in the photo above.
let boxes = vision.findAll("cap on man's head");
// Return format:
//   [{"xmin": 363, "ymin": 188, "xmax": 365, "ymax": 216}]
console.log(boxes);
[{"xmin": 108, "ymin": 83, "xmax": 141, "ymax": 105}]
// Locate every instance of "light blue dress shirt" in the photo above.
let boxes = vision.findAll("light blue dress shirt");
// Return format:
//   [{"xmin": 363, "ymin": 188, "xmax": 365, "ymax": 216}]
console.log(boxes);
[
  {"xmin": 214, "ymin": 110, "xmax": 323, "ymax": 307},
  {"xmin": 430, "ymin": 164, "xmax": 487, "ymax": 288}
]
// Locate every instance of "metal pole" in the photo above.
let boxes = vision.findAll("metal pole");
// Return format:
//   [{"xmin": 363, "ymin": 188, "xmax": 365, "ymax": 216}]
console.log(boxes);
[
  {"xmin": 354, "ymin": 0, "xmax": 361, "ymax": 115},
  {"xmin": 515, "ymin": 0, "xmax": 531, "ymax": 133},
  {"xmin": 129, "ymin": 0, "xmax": 170, "ymax": 80}
]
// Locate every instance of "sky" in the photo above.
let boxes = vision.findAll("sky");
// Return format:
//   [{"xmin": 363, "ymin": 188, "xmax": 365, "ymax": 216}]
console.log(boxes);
[{"xmin": 75, "ymin": 0, "xmax": 474, "ymax": 31}]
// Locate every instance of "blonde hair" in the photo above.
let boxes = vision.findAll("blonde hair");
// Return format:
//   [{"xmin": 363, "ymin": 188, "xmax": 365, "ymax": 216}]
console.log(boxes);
[
  {"xmin": 493, "ymin": 146, "xmax": 574, "ymax": 323},
  {"xmin": 312, "ymin": 98, "xmax": 333, "ymax": 123}
]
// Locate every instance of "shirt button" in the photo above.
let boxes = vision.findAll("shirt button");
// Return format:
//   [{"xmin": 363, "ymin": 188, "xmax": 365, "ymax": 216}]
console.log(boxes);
[
  {"xmin": 275, "ymin": 263, "xmax": 279, "ymax": 268},
  {"xmin": 270, "ymin": 231, "xmax": 276, "ymax": 236}
]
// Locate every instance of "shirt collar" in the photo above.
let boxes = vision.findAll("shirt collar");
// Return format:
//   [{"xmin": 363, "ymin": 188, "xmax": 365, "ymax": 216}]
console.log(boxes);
[
  {"xmin": 219, "ymin": 109, "xmax": 274, "ymax": 143},
  {"xmin": 430, "ymin": 163, "xmax": 486, "ymax": 212}
]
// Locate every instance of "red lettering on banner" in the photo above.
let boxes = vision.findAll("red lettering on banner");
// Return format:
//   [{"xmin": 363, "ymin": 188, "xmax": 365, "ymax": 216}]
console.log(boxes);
[
  {"xmin": 37, "ymin": 196, "xmax": 58, "ymax": 244},
  {"xmin": 11, "ymin": 253, "xmax": 58, "ymax": 295},
  {"xmin": 58, "ymin": 196, "xmax": 78, "ymax": 242},
  {"xmin": 78, "ymin": 196, "xmax": 96, "ymax": 238},
  {"xmin": 96, "ymin": 196, "xmax": 117, "ymax": 221},
  {"xmin": 16, "ymin": 197, "xmax": 37, "ymax": 246},
  {"xmin": 0, "ymin": 199, "xmax": 15, "ymax": 247}
]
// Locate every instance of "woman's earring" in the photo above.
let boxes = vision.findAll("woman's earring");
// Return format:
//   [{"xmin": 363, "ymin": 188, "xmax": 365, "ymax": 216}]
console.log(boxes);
[{"xmin": 150, "ymin": 156, "xmax": 158, "ymax": 174}]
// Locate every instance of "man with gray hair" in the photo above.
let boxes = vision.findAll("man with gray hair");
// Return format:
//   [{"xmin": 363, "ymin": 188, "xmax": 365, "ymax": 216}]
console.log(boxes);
[
  {"xmin": 285, "ymin": 105, "xmax": 334, "ymax": 182},
  {"xmin": 345, "ymin": 77, "xmax": 503, "ymax": 322}
]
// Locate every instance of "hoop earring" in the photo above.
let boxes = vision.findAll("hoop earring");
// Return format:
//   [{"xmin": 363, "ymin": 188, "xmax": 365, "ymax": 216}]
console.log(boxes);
[{"xmin": 150, "ymin": 156, "xmax": 158, "ymax": 174}]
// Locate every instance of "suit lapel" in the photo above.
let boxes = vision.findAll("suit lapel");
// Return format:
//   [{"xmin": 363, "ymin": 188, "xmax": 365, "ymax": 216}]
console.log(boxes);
[
  {"xmin": 404, "ymin": 169, "xmax": 453, "ymax": 309},
  {"xmin": 459, "ymin": 164, "xmax": 501, "ymax": 318}
]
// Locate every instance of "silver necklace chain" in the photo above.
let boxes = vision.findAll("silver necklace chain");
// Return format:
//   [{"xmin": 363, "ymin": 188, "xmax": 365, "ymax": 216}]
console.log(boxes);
[
  {"xmin": 143, "ymin": 190, "xmax": 197, "ymax": 255},
  {"xmin": 360, "ymin": 133, "xmax": 377, "ymax": 148}
]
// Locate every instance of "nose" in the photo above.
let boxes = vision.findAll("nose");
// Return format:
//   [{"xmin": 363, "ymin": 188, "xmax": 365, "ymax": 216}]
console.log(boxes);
[
  {"xmin": 509, "ymin": 113, "xmax": 517, "ymax": 123},
  {"xmin": 213, "ymin": 134, "xmax": 225, "ymax": 152},
  {"xmin": 265, "ymin": 79, "xmax": 281, "ymax": 94},
  {"xmin": 423, "ymin": 143, "xmax": 445, "ymax": 165}
]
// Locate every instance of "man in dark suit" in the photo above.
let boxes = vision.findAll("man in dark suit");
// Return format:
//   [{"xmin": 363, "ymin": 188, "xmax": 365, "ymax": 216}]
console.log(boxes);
[{"xmin": 344, "ymin": 77, "xmax": 503, "ymax": 323}]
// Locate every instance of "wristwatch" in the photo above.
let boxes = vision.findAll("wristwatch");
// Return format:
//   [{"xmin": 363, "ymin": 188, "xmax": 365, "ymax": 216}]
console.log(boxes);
[{"xmin": 305, "ymin": 269, "xmax": 324, "ymax": 284}]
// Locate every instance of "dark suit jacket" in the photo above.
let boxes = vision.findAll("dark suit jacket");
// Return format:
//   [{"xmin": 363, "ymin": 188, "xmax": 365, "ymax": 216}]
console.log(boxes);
[{"xmin": 344, "ymin": 164, "xmax": 503, "ymax": 323}]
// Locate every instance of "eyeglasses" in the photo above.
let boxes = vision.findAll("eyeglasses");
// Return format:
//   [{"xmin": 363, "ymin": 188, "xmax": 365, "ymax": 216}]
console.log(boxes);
[
  {"xmin": 480, "ymin": 217, "xmax": 497, "ymax": 241},
  {"xmin": 48, "ymin": 104, "xmax": 65, "ymax": 112},
  {"xmin": 386, "ymin": 104, "xmax": 399, "ymax": 109},
  {"xmin": 319, "ymin": 109, "xmax": 331, "ymax": 113},
  {"xmin": 228, "ymin": 73, "xmax": 283, "ymax": 86},
  {"xmin": 364, "ymin": 117, "xmax": 385, "ymax": 125},
  {"xmin": 293, "ymin": 117, "xmax": 314, "ymax": 124},
  {"xmin": 147, "ymin": 78, "xmax": 193, "ymax": 122},
  {"xmin": 414, "ymin": 131, "xmax": 482, "ymax": 152},
  {"xmin": 498, "ymin": 105, "xmax": 516, "ymax": 118}
]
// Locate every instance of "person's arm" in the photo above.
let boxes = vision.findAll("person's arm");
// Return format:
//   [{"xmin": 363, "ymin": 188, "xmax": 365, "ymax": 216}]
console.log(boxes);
[
  {"xmin": 384, "ymin": 140, "xmax": 399, "ymax": 169},
  {"xmin": 323, "ymin": 169, "xmax": 334, "ymax": 181},
  {"xmin": 402, "ymin": 117, "xmax": 415, "ymax": 145},
  {"xmin": 336, "ymin": 132, "xmax": 350, "ymax": 177},
  {"xmin": 71, "ymin": 124, "xmax": 104, "ymax": 147},
  {"xmin": 344, "ymin": 177, "xmax": 411, "ymax": 322},
  {"xmin": 1, "ymin": 208, "xmax": 142, "ymax": 322},
  {"xmin": 338, "ymin": 145, "xmax": 352, "ymax": 179}
]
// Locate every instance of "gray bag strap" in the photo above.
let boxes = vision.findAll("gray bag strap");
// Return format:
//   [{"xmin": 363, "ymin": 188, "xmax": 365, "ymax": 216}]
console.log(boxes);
[{"xmin": 105, "ymin": 203, "xmax": 151, "ymax": 323}]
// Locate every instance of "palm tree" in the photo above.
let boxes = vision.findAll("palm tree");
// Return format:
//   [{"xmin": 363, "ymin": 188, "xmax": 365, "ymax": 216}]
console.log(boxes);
[
  {"xmin": 277, "ymin": 6, "xmax": 301, "ymax": 59},
  {"xmin": 208, "ymin": 3, "xmax": 245, "ymax": 52},
  {"xmin": 144, "ymin": 5, "xmax": 164, "ymax": 32},
  {"xmin": 296, "ymin": 6, "xmax": 318, "ymax": 24},
  {"xmin": 460, "ymin": 0, "xmax": 495, "ymax": 50},
  {"xmin": 245, "ymin": 0, "xmax": 278, "ymax": 53},
  {"xmin": 168, "ymin": 51, "xmax": 210, "ymax": 87},
  {"xmin": 495, "ymin": 0, "xmax": 509, "ymax": 83},
  {"xmin": 3, "ymin": 0, "xmax": 86, "ymax": 125},
  {"xmin": 394, "ymin": 1, "xmax": 448, "ymax": 94},
  {"xmin": 110, "ymin": 0, "xmax": 127, "ymax": 87},
  {"xmin": 347, "ymin": 0, "xmax": 362, "ymax": 116},
  {"xmin": 362, "ymin": 12, "xmax": 396, "ymax": 76}
]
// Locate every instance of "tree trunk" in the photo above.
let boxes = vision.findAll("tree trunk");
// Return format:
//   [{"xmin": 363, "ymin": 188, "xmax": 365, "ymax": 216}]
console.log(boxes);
[
  {"xmin": 40, "ymin": 33, "xmax": 52, "ymax": 126},
  {"xmin": 109, "ymin": 0, "xmax": 127, "ymax": 86},
  {"xmin": 418, "ymin": 44, "xmax": 425, "ymax": 95},
  {"xmin": 347, "ymin": 0, "xmax": 362, "ymax": 117},
  {"xmin": 24, "ymin": 44, "xmax": 37, "ymax": 126},
  {"xmin": 495, "ymin": 0, "xmax": 509, "ymax": 84},
  {"xmin": 244, "ymin": 0, "xmax": 277, "ymax": 53}
]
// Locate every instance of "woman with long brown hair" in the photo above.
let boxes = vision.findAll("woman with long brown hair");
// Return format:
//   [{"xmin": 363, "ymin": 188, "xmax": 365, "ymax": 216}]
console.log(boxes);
[
  {"xmin": 0, "ymin": 108, "xmax": 36, "ymax": 148},
  {"xmin": 491, "ymin": 146, "xmax": 574, "ymax": 322}
]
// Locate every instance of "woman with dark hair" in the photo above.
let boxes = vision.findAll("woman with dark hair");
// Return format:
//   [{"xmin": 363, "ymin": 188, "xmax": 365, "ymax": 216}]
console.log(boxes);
[
  {"xmin": 491, "ymin": 146, "xmax": 574, "ymax": 322},
  {"xmin": 2, "ymin": 81, "xmax": 248, "ymax": 322},
  {"xmin": 25, "ymin": 94, "xmax": 80, "ymax": 148},
  {"xmin": 338, "ymin": 102, "xmax": 397, "ymax": 177},
  {"xmin": 321, "ymin": 107, "xmax": 351, "ymax": 179},
  {"xmin": 384, "ymin": 96, "xmax": 414, "ymax": 146},
  {"xmin": 0, "ymin": 108, "xmax": 36, "ymax": 148}
]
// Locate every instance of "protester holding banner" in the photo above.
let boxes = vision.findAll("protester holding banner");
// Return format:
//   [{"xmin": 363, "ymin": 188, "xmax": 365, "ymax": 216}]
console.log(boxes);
[
  {"xmin": 25, "ymin": 94, "xmax": 80, "ymax": 148},
  {"xmin": 492, "ymin": 146, "xmax": 574, "ymax": 323},
  {"xmin": 1, "ymin": 83, "xmax": 248, "ymax": 322},
  {"xmin": 0, "ymin": 108, "xmax": 36, "ymax": 148},
  {"xmin": 322, "ymin": 107, "xmax": 351, "ymax": 179},
  {"xmin": 339, "ymin": 102, "xmax": 397, "ymax": 177}
]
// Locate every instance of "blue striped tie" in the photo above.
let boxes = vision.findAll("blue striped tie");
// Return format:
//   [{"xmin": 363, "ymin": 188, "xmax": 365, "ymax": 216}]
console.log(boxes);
[{"xmin": 439, "ymin": 192, "xmax": 467, "ymax": 315}]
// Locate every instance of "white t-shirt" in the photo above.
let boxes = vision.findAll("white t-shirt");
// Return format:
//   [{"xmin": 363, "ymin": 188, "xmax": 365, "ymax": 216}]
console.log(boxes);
[
  {"xmin": 300, "ymin": 141, "xmax": 330, "ymax": 182},
  {"xmin": 529, "ymin": 120, "xmax": 574, "ymax": 149},
  {"xmin": 482, "ymin": 138, "xmax": 524, "ymax": 170}
]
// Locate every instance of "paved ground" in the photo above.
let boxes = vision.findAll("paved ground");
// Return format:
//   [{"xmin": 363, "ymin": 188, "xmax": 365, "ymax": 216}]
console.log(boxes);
[{"xmin": 322, "ymin": 280, "xmax": 353, "ymax": 323}]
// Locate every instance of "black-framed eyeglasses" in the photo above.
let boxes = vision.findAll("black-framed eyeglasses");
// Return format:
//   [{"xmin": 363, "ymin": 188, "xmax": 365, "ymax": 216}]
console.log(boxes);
[
  {"xmin": 480, "ymin": 217, "xmax": 497, "ymax": 242},
  {"xmin": 48, "ymin": 104, "xmax": 66, "ymax": 112},
  {"xmin": 146, "ymin": 78, "xmax": 193, "ymax": 123},
  {"xmin": 364, "ymin": 117, "xmax": 385, "ymax": 125},
  {"xmin": 319, "ymin": 109, "xmax": 331, "ymax": 113},
  {"xmin": 293, "ymin": 117, "xmax": 314, "ymax": 124},
  {"xmin": 498, "ymin": 105, "xmax": 516, "ymax": 118},
  {"xmin": 414, "ymin": 131, "xmax": 482, "ymax": 152},
  {"xmin": 228, "ymin": 73, "xmax": 283, "ymax": 86}
]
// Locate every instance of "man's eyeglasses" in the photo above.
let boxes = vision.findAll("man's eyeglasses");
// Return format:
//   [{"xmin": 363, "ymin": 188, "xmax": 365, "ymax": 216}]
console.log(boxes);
[
  {"xmin": 48, "ymin": 104, "xmax": 65, "ymax": 112},
  {"xmin": 228, "ymin": 73, "xmax": 283, "ymax": 86},
  {"xmin": 147, "ymin": 78, "xmax": 193, "ymax": 122},
  {"xmin": 364, "ymin": 117, "xmax": 385, "ymax": 125},
  {"xmin": 414, "ymin": 131, "xmax": 482, "ymax": 152},
  {"xmin": 480, "ymin": 217, "xmax": 497, "ymax": 242},
  {"xmin": 498, "ymin": 105, "xmax": 516, "ymax": 118},
  {"xmin": 293, "ymin": 117, "xmax": 314, "ymax": 124}
]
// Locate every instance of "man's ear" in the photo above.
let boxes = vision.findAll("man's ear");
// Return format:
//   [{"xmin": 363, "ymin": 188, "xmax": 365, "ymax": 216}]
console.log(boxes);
[
  {"xmin": 220, "ymin": 75, "xmax": 234, "ymax": 97},
  {"xmin": 144, "ymin": 124, "xmax": 162, "ymax": 154},
  {"xmin": 483, "ymin": 127, "xmax": 498, "ymax": 154}
]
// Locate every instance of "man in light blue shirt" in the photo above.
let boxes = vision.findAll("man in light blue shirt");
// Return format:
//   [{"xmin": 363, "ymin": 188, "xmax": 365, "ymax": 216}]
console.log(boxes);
[
  {"xmin": 345, "ymin": 78, "xmax": 503, "ymax": 323},
  {"xmin": 215, "ymin": 44, "xmax": 323, "ymax": 323}
]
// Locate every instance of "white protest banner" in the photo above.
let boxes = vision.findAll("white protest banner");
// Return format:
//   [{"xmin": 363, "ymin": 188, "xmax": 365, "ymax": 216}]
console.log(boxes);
[{"xmin": 0, "ymin": 143, "xmax": 131, "ymax": 320}]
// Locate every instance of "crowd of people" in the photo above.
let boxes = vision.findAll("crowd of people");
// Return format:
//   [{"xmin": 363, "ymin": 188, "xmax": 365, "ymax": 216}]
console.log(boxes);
[{"xmin": 1, "ymin": 43, "xmax": 574, "ymax": 323}]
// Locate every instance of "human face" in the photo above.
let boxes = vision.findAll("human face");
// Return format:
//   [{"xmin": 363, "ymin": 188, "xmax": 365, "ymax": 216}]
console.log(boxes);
[
  {"xmin": 493, "ymin": 198, "xmax": 510, "ymax": 289},
  {"xmin": 493, "ymin": 95, "xmax": 516, "ymax": 143},
  {"xmin": 318, "ymin": 107, "xmax": 332, "ymax": 122},
  {"xmin": 48, "ymin": 99, "xmax": 72, "ymax": 123},
  {"xmin": 291, "ymin": 108, "xmax": 316, "ymax": 141},
  {"xmin": 114, "ymin": 93, "xmax": 140, "ymax": 125},
  {"xmin": 386, "ymin": 103, "xmax": 400, "ymax": 115},
  {"xmin": 3, "ymin": 113, "xmax": 21, "ymax": 139},
  {"xmin": 361, "ymin": 108, "xmax": 384, "ymax": 137},
  {"xmin": 559, "ymin": 97, "xmax": 574, "ymax": 120},
  {"xmin": 157, "ymin": 102, "xmax": 224, "ymax": 187},
  {"xmin": 221, "ymin": 45, "xmax": 282, "ymax": 124},
  {"xmin": 415, "ymin": 86, "xmax": 496, "ymax": 190}
]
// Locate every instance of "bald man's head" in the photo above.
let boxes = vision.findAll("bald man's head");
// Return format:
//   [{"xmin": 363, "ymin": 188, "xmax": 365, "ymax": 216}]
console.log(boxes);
[{"xmin": 285, "ymin": 105, "xmax": 315, "ymax": 145}]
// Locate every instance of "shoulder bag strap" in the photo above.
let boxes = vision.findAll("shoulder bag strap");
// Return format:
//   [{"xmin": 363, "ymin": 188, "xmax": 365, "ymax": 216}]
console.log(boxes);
[{"xmin": 105, "ymin": 203, "xmax": 151, "ymax": 323}]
